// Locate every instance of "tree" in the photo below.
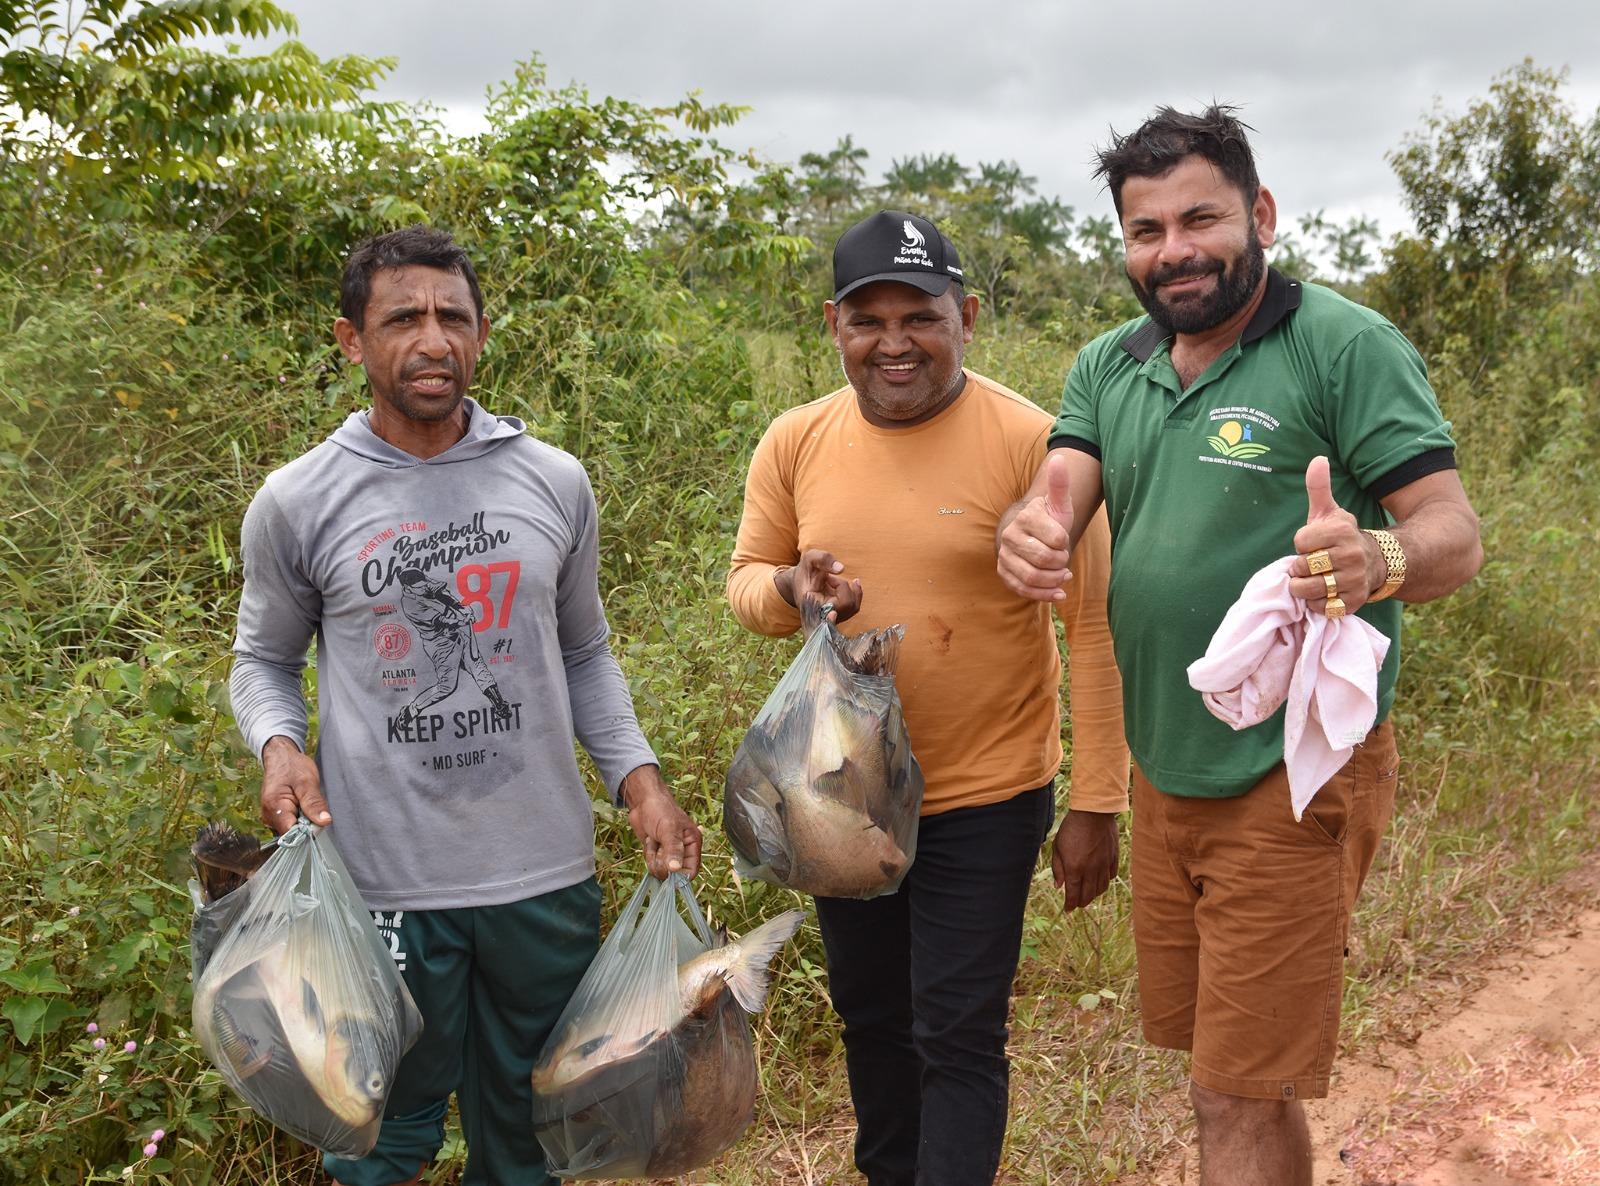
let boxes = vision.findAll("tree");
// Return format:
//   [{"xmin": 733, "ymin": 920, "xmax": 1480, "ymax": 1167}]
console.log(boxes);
[
  {"xmin": 1373, "ymin": 58, "xmax": 1600, "ymax": 363},
  {"xmin": 798, "ymin": 134, "xmax": 869, "ymax": 215},
  {"xmin": 1388, "ymin": 59, "xmax": 1598, "ymax": 275},
  {"xmin": 1292, "ymin": 209, "xmax": 1381, "ymax": 287},
  {"xmin": 882, "ymin": 152, "xmax": 968, "ymax": 202},
  {"xmin": 0, "ymin": 1, "xmax": 389, "ymax": 238}
]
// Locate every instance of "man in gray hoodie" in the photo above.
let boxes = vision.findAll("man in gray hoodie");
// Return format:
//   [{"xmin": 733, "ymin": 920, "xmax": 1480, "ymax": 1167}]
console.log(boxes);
[{"xmin": 229, "ymin": 225, "xmax": 702, "ymax": 1186}]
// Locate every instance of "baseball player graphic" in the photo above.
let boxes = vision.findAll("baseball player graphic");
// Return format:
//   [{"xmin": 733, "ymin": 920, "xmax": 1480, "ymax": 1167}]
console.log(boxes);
[{"xmin": 396, "ymin": 567, "xmax": 513, "ymax": 724}]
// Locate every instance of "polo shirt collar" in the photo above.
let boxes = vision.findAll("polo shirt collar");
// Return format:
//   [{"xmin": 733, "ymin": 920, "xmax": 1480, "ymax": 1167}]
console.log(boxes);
[{"xmin": 1121, "ymin": 267, "xmax": 1303, "ymax": 362}]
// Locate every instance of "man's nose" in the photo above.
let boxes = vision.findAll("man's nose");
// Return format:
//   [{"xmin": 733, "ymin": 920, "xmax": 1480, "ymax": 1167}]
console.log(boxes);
[
  {"xmin": 878, "ymin": 322, "xmax": 913, "ymax": 354},
  {"xmin": 1155, "ymin": 228, "xmax": 1198, "ymax": 268},
  {"xmin": 416, "ymin": 316, "xmax": 450, "ymax": 356}
]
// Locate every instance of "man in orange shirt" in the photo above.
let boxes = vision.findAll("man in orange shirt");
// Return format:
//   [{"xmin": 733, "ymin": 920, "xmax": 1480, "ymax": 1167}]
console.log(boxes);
[{"xmin": 727, "ymin": 210, "xmax": 1129, "ymax": 1186}]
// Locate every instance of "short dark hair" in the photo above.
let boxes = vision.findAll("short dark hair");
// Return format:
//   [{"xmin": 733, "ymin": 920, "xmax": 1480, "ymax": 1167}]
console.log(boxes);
[
  {"xmin": 339, "ymin": 226, "xmax": 484, "ymax": 329},
  {"xmin": 1093, "ymin": 105, "xmax": 1260, "ymax": 216}
]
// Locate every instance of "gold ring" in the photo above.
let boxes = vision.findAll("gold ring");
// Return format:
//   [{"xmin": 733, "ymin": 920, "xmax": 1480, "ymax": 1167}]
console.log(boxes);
[
  {"xmin": 1322, "ymin": 573, "xmax": 1338, "ymax": 599},
  {"xmin": 1325, "ymin": 596, "xmax": 1347, "ymax": 619},
  {"xmin": 1307, "ymin": 549, "xmax": 1333, "ymax": 575}
]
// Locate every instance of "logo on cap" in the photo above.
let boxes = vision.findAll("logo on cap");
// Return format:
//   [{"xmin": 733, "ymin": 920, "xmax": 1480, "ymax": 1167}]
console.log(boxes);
[{"xmin": 893, "ymin": 218, "xmax": 934, "ymax": 269}]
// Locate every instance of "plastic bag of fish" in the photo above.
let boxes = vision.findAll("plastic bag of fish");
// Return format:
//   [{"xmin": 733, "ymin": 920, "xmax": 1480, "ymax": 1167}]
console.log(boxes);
[
  {"xmin": 530, "ymin": 873, "xmax": 801, "ymax": 1180},
  {"xmin": 188, "ymin": 819, "xmax": 423, "ymax": 1158},
  {"xmin": 724, "ymin": 599, "xmax": 925, "ymax": 898}
]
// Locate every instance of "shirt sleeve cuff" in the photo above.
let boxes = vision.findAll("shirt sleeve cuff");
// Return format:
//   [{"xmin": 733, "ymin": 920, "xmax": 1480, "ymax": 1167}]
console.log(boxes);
[{"xmin": 1065, "ymin": 778, "xmax": 1129, "ymax": 814}]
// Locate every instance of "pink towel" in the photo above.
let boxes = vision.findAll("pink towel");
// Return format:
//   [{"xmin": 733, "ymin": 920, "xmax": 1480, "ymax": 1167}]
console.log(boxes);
[{"xmin": 1185, "ymin": 556, "xmax": 1391, "ymax": 820}]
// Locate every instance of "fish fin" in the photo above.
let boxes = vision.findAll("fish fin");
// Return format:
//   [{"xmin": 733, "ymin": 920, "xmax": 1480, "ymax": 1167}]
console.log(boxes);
[
  {"xmin": 211, "ymin": 1001, "xmax": 272, "ymax": 1078},
  {"xmin": 301, "ymin": 978, "xmax": 326, "ymax": 1036},
  {"xmin": 192, "ymin": 822, "xmax": 271, "ymax": 903},
  {"xmin": 738, "ymin": 793, "xmax": 791, "ymax": 878},
  {"xmin": 723, "ymin": 910, "xmax": 804, "ymax": 1013},
  {"xmin": 725, "ymin": 757, "xmax": 780, "ymax": 865},
  {"xmin": 192, "ymin": 860, "xmax": 244, "ymax": 905}
]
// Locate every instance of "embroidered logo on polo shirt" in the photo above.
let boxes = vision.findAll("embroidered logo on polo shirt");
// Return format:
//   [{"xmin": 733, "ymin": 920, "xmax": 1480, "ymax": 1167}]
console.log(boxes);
[{"xmin": 1200, "ymin": 406, "xmax": 1278, "ymax": 473}]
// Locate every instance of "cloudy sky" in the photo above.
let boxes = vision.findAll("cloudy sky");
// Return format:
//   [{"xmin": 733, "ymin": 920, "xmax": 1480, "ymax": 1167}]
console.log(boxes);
[{"xmin": 262, "ymin": 1, "xmax": 1600, "ymax": 241}]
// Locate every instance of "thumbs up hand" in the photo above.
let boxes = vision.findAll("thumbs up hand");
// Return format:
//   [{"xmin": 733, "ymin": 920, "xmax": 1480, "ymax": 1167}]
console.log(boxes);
[
  {"xmin": 998, "ymin": 451, "xmax": 1076, "ymax": 601},
  {"xmin": 1044, "ymin": 450, "xmax": 1074, "ymax": 533},
  {"xmin": 1290, "ymin": 456, "xmax": 1383, "ymax": 615}
]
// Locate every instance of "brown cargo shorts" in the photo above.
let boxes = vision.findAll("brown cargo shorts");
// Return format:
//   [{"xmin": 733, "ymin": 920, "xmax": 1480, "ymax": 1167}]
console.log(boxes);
[{"xmin": 1130, "ymin": 720, "xmax": 1399, "ymax": 1100}]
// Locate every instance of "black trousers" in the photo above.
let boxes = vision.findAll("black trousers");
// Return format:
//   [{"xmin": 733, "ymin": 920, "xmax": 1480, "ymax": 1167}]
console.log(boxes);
[{"xmin": 815, "ymin": 783, "xmax": 1054, "ymax": 1186}]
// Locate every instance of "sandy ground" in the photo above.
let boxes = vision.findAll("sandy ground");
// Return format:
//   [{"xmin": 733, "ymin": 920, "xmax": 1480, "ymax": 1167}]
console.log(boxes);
[{"xmin": 1125, "ymin": 867, "xmax": 1600, "ymax": 1186}]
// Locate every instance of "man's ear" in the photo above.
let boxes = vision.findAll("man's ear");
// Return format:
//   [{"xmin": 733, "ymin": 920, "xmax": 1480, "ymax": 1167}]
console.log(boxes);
[
  {"xmin": 1253, "ymin": 185, "xmax": 1278, "ymax": 249},
  {"xmin": 823, "ymin": 300, "xmax": 841, "ymax": 346},
  {"xmin": 333, "ymin": 317, "xmax": 364, "ymax": 365},
  {"xmin": 960, "ymin": 291, "xmax": 979, "ymax": 343}
]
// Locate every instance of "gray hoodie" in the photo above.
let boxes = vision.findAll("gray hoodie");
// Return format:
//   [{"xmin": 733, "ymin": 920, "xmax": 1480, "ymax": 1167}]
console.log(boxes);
[{"xmin": 229, "ymin": 399, "xmax": 657, "ymax": 910}]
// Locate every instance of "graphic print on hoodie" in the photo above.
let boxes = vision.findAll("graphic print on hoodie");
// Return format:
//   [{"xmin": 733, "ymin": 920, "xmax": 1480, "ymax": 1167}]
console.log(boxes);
[
  {"xmin": 229, "ymin": 399, "xmax": 656, "ymax": 911},
  {"xmin": 368, "ymin": 515, "xmax": 518, "ymax": 742}
]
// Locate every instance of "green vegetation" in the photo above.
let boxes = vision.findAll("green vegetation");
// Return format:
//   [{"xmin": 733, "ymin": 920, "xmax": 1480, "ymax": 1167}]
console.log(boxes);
[{"xmin": 1, "ymin": 5, "xmax": 1595, "ymax": 1181}]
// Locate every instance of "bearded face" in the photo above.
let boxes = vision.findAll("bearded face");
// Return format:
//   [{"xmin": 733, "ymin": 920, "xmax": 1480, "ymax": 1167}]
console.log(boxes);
[
  {"xmin": 1127, "ymin": 217, "xmax": 1266, "ymax": 335},
  {"xmin": 1116, "ymin": 155, "xmax": 1275, "ymax": 337}
]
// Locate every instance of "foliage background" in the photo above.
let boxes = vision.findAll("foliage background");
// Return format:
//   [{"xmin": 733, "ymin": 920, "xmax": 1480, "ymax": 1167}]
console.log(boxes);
[{"xmin": 1, "ymin": 4, "xmax": 1596, "ymax": 1182}]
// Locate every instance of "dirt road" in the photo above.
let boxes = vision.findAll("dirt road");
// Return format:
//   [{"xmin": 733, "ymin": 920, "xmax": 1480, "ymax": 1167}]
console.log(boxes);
[{"xmin": 1127, "ymin": 869, "xmax": 1600, "ymax": 1186}]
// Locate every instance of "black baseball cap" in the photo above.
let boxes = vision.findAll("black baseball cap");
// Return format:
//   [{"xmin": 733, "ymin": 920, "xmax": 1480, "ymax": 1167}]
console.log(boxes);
[{"xmin": 832, "ymin": 210, "xmax": 964, "ymax": 303}]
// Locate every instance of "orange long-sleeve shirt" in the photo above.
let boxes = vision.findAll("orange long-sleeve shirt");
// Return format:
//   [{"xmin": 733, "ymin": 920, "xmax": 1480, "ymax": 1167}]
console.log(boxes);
[{"xmin": 727, "ymin": 370, "xmax": 1128, "ymax": 815}]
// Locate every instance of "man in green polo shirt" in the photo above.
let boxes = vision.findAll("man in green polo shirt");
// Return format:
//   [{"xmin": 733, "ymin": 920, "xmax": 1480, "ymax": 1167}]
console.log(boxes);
[{"xmin": 996, "ymin": 106, "xmax": 1483, "ymax": 1186}]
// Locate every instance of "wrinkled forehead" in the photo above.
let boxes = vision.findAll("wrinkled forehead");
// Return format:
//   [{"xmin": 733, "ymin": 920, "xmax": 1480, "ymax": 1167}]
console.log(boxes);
[
  {"xmin": 367, "ymin": 264, "xmax": 476, "ymax": 312},
  {"xmin": 1119, "ymin": 156, "xmax": 1251, "ymax": 222}
]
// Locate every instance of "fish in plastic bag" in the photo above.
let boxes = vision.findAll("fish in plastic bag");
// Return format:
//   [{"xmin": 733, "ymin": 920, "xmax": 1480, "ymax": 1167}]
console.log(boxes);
[
  {"xmin": 724, "ymin": 599, "xmax": 925, "ymax": 898},
  {"xmin": 530, "ymin": 873, "xmax": 801, "ymax": 1179},
  {"xmin": 188, "ymin": 820, "xmax": 423, "ymax": 1158}
]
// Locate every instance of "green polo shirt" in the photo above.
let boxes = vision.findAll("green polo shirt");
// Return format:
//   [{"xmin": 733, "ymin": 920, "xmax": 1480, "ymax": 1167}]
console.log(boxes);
[{"xmin": 1050, "ymin": 270, "xmax": 1456, "ymax": 798}]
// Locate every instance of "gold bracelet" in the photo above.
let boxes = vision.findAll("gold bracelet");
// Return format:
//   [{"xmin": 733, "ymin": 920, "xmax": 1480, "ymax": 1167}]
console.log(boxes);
[{"xmin": 1363, "ymin": 529, "xmax": 1406, "ymax": 602}]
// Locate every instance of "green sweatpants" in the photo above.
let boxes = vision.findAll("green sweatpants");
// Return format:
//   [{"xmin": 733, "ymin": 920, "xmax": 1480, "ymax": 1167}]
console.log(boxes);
[{"xmin": 323, "ymin": 877, "xmax": 601, "ymax": 1186}]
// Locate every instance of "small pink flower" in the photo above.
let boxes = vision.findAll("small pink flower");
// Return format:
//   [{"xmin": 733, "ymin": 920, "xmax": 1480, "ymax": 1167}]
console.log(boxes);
[
  {"xmin": 40, "ymin": 264, "xmax": 47, "ymax": 271},
  {"xmin": 94, "ymin": 267, "xmax": 103, "ymax": 275},
  {"xmin": 138, "ymin": 301, "xmax": 147, "ymax": 308},
  {"xmin": 69, "ymin": 906, "xmax": 81, "ymax": 917},
  {"xmin": 143, "ymin": 1143, "xmax": 158, "ymax": 1157},
  {"xmin": 86, "ymin": 1021, "xmax": 98, "ymax": 1033},
  {"xmin": 93, "ymin": 1037, "xmax": 106, "ymax": 1049},
  {"xmin": 124, "ymin": 1040, "xmax": 137, "ymax": 1053},
  {"xmin": 95, "ymin": 283, "xmax": 103, "ymax": 290},
  {"xmin": 221, "ymin": 353, "xmax": 229, "ymax": 361},
  {"xmin": 278, "ymin": 375, "xmax": 287, "ymax": 383},
  {"xmin": 150, "ymin": 1129, "xmax": 165, "ymax": 1142}
]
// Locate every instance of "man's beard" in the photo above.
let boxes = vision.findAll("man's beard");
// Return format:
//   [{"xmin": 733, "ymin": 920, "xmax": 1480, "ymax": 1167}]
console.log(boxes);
[
  {"xmin": 385, "ymin": 358, "xmax": 466, "ymax": 422},
  {"xmin": 838, "ymin": 346, "xmax": 966, "ymax": 423},
  {"xmin": 1128, "ymin": 227, "xmax": 1266, "ymax": 335},
  {"xmin": 390, "ymin": 388, "xmax": 465, "ymax": 422}
]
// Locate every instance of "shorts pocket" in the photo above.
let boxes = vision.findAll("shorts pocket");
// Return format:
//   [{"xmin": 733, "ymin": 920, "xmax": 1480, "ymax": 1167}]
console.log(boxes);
[{"xmin": 1304, "ymin": 769, "xmax": 1355, "ymax": 846}]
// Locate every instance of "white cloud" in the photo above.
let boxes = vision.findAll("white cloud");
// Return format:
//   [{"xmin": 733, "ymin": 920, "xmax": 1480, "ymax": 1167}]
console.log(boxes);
[{"xmin": 248, "ymin": 0, "xmax": 1600, "ymax": 239}]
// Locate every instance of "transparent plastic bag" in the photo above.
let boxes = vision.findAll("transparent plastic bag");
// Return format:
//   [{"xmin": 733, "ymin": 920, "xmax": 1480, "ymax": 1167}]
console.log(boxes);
[
  {"xmin": 724, "ymin": 600, "xmax": 925, "ymax": 898},
  {"xmin": 531, "ymin": 874, "xmax": 798, "ymax": 1180},
  {"xmin": 189, "ymin": 821, "xmax": 423, "ymax": 1158}
]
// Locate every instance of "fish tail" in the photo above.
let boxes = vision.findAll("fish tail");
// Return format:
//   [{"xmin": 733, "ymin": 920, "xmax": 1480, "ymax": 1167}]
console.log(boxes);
[
  {"xmin": 724, "ymin": 910, "xmax": 804, "ymax": 1013},
  {"xmin": 192, "ymin": 821, "xmax": 271, "ymax": 902}
]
